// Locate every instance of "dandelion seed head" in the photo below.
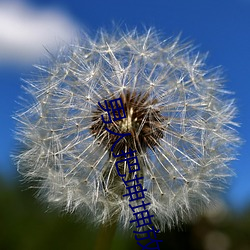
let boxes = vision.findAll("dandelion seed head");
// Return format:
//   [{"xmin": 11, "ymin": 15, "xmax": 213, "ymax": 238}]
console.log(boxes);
[{"xmin": 14, "ymin": 27, "xmax": 240, "ymax": 231}]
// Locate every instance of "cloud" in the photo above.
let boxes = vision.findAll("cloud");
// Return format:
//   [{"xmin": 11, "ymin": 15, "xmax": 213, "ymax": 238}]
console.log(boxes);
[{"xmin": 0, "ymin": 2, "xmax": 78, "ymax": 65}]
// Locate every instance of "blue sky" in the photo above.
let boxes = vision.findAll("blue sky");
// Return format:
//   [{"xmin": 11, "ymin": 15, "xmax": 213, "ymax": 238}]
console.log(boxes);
[{"xmin": 0, "ymin": 0, "xmax": 249, "ymax": 210}]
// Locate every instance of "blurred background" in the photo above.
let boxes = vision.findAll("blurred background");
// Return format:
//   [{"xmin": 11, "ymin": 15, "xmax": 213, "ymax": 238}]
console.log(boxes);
[{"xmin": 0, "ymin": 0, "xmax": 250, "ymax": 249}]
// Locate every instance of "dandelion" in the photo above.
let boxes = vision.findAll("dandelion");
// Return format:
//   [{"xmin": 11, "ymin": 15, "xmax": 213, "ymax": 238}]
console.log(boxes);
[{"xmin": 14, "ymin": 27, "xmax": 239, "ymax": 235}]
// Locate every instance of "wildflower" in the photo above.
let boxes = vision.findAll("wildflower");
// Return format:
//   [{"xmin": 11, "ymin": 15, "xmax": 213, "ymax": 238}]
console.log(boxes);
[{"xmin": 14, "ymin": 27, "xmax": 240, "ymax": 231}]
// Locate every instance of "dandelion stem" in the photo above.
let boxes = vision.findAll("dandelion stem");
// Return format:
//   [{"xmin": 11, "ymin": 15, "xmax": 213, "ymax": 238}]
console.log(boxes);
[{"xmin": 94, "ymin": 219, "xmax": 118, "ymax": 250}]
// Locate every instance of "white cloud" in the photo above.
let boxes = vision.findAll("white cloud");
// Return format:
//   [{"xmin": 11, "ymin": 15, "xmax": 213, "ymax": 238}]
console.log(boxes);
[{"xmin": 0, "ymin": 1, "xmax": 78, "ymax": 65}]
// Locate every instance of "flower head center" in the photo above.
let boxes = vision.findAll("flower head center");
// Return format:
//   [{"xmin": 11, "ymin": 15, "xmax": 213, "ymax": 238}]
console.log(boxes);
[
  {"xmin": 91, "ymin": 91, "xmax": 164, "ymax": 154},
  {"xmin": 119, "ymin": 107, "xmax": 137, "ymax": 132}
]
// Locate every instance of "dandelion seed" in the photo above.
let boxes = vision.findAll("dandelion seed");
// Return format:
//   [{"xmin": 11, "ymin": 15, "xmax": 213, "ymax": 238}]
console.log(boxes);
[{"xmin": 14, "ymin": 27, "xmax": 240, "ymax": 231}]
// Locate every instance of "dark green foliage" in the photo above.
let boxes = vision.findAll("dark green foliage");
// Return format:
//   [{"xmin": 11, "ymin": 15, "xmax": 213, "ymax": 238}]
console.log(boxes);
[{"xmin": 1, "ymin": 177, "xmax": 250, "ymax": 250}]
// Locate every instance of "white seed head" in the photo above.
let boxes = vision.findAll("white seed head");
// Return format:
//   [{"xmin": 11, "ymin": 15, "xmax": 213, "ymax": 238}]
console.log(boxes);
[{"xmin": 14, "ymin": 28, "xmax": 240, "ymax": 231}]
